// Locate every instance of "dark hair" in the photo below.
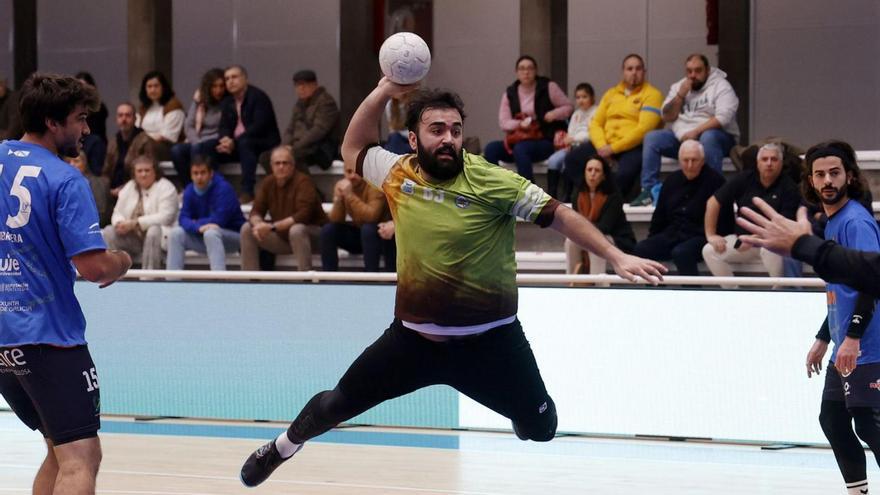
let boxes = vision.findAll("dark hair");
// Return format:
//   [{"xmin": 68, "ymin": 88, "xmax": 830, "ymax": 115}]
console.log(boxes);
[
  {"xmin": 574, "ymin": 82, "xmax": 594, "ymax": 99},
  {"xmin": 225, "ymin": 64, "xmax": 248, "ymax": 78},
  {"xmin": 515, "ymin": 55, "xmax": 538, "ymax": 71},
  {"xmin": 802, "ymin": 139, "xmax": 865, "ymax": 204},
  {"xmin": 581, "ymin": 155, "xmax": 617, "ymax": 194},
  {"xmin": 199, "ymin": 68, "xmax": 226, "ymax": 106},
  {"xmin": 190, "ymin": 154, "xmax": 213, "ymax": 170},
  {"xmin": 74, "ymin": 71, "xmax": 97, "ymax": 88},
  {"xmin": 404, "ymin": 89, "xmax": 466, "ymax": 133},
  {"xmin": 622, "ymin": 53, "xmax": 645, "ymax": 68},
  {"xmin": 686, "ymin": 53, "xmax": 710, "ymax": 70},
  {"xmin": 138, "ymin": 70, "xmax": 175, "ymax": 108},
  {"xmin": 19, "ymin": 72, "xmax": 99, "ymax": 134}
]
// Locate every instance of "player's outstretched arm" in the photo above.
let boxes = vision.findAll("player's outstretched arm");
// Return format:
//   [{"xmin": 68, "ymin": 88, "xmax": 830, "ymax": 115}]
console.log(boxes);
[
  {"xmin": 341, "ymin": 77, "xmax": 417, "ymax": 176},
  {"xmin": 73, "ymin": 249, "xmax": 133, "ymax": 288},
  {"xmin": 550, "ymin": 205, "xmax": 666, "ymax": 284}
]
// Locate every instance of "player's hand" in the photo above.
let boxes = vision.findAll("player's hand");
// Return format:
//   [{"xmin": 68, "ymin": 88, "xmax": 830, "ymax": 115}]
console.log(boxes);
[
  {"xmin": 99, "ymin": 250, "xmax": 132, "ymax": 289},
  {"xmin": 198, "ymin": 223, "xmax": 220, "ymax": 233},
  {"xmin": 609, "ymin": 253, "xmax": 667, "ymax": 285},
  {"xmin": 377, "ymin": 77, "xmax": 419, "ymax": 100},
  {"xmin": 378, "ymin": 221, "xmax": 395, "ymax": 240},
  {"xmin": 835, "ymin": 337, "xmax": 860, "ymax": 376},
  {"xmin": 736, "ymin": 198, "xmax": 812, "ymax": 257},
  {"xmin": 707, "ymin": 235, "xmax": 726, "ymax": 254},
  {"xmin": 806, "ymin": 338, "xmax": 828, "ymax": 378},
  {"xmin": 678, "ymin": 78, "xmax": 693, "ymax": 97}
]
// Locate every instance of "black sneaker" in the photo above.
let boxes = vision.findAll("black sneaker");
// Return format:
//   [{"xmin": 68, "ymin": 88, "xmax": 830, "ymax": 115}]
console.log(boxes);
[{"xmin": 240, "ymin": 439, "xmax": 301, "ymax": 487}]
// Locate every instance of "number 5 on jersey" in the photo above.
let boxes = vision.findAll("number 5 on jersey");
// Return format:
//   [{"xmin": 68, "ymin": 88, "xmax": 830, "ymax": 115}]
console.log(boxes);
[{"xmin": 0, "ymin": 164, "xmax": 43, "ymax": 228}]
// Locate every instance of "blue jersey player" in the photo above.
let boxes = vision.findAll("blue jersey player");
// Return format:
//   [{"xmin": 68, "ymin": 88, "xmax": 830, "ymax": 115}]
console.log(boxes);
[
  {"xmin": 802, "ymin": 140, "xmax": 880, "ymax": 495},
  {"xmin": 0, "ymin": 73, "xmax": 131, "ymax": 494}
]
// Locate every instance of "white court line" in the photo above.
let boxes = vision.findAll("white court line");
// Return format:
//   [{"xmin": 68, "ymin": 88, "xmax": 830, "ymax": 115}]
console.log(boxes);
[{"xmin": 0, "ymin": 465, "xmax": 505, "ymax": 495}]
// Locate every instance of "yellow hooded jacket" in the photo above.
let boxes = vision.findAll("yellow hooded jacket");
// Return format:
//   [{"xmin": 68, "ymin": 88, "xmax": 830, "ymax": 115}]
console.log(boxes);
[{"xmin": 589, "ymin": 81, "xmax": 663, "ymax": 154}]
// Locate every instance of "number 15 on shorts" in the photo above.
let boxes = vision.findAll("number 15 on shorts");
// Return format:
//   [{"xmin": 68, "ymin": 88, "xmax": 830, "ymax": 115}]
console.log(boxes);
[{"xmin": 82, "ymin": 367, "xmax": 99, "ymax": 392}]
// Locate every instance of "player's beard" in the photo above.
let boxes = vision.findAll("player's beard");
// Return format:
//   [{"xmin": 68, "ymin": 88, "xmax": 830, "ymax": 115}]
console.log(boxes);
[
  {"xmin": 691, "ymin": 77, "xmax": 706, "ymax": 92},
  {"xmin": 818, "ymin": 185, "xmax": 847, "ymax": 205},
  {"xmin": 59, "ymin": 135, "xmax": 82, "ymax": 159},
  {"xmin": 416, "ymin": 140, "xmax": 464, "ymax": 181}
]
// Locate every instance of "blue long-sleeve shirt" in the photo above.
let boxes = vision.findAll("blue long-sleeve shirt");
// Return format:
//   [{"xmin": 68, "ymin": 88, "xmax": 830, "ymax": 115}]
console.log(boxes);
[{"xmin": 179, "ymin": 175, "xmax": 245, "ymax": 234}]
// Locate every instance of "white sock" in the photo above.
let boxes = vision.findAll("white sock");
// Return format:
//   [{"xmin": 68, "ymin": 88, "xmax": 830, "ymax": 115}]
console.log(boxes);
[
  {"xmin": 274, "ymin": 432, "xmax": 302, "ymax": 459},
  {"xmin": 847, "ymin": 480, "xmax": 868, "ymax": 494}
]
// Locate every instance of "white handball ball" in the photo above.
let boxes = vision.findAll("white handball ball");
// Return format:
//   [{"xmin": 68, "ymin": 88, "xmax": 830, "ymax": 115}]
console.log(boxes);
[{"xmin": 379, "ymin": 32, "xmax": 431, "ymax": 85}]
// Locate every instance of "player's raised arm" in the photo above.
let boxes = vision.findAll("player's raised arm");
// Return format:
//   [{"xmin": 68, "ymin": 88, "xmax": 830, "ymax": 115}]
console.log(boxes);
[{"xmin": 341, "ymin": 78, "xmax": 416, "ymax": 176}]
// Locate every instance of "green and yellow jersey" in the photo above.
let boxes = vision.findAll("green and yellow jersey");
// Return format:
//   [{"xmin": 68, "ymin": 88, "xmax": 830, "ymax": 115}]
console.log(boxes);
[{"xmin": 357, "ymin": 146, "xmax": 559, "ymax": 330}]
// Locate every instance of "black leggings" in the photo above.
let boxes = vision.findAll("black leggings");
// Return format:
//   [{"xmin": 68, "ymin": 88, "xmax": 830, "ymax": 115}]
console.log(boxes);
[
  {"xmin": 819, "ymin": 399, "xmax": 880, "ymax": 483},
  {"xmin": 287, "ymin": 319, "xmax": 557, "ymax": 443}
]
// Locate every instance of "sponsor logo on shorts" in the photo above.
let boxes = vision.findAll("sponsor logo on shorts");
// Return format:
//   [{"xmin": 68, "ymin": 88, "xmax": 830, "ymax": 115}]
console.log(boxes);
[
  {"xmin": 402, "ymin": 179, "xmax": 415, "ymax": 195},
  {"xmin": 0, "ymin": 348, "xmax": 26, "ymax": 367},
  {"xmin": 844, "ymin": 381, "xmax": 851, "ymax": 396},
  {"xmin": 455, "ymin": 196, "xmax": 470, "ymax": 209},
  {"xmin": 869, "ymin": 380, "xmax": 880, "ymax": 391},
  {"xmin": 538, "ymin": 401, "xmax": 548, "ymax": 414}
]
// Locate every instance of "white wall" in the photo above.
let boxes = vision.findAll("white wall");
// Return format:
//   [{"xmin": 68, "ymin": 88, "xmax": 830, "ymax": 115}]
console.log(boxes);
[
  {"xmin": 461, "ymin": 287, "xmax": 830, "ymax": 445},
  {"xmin": 432, "ymin": 0, "xmax": 520, "ymax": 148},
  {"xmin": 752, "ymin": 0, "xmax": 880, "ymax": 149},
  {"xmin": 173, "ymin": 0, "xmax": 340, "ymax": 136},
  {"xmin": 36, "ymin": 0, "xmax": 128, "ymax": 134},
  {"xmin": 568, "ymin": 0, "xmax": 716, "ymax": 106}
]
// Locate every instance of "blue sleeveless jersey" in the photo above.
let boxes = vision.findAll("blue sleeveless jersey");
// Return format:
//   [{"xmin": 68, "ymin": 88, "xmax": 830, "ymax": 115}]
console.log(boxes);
[
  {"xmin": 0, "ymin": 140, "xmax": 106, "ymax": 346},
  {"xmin": 826, "ymin": 199, "xmax": 880, "ymax": 364}
]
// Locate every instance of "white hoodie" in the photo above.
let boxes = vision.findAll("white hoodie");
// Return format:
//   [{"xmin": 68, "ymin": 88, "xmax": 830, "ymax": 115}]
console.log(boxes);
[{"xmin": 665, "ymin": 66, "xmax": 740, "ymax": 141}]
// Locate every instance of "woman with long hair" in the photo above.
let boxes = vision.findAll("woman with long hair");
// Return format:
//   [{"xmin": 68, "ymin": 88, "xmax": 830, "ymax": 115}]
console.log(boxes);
[
  {"xmin": 564, "ymin": 155, "xmax": 636, "ymax": 275},
  {"xmin": 136, "ymin": 70, "xmax": 185, "ymax": 160},
  {"xmin": 171, "ymin": 68, "xmax": 228, "ymax": 183}
]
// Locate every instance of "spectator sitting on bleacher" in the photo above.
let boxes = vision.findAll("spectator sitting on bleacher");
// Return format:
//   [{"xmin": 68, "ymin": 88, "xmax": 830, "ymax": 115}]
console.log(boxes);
[
  {"xmin": 545, "ymin": 82, "xmax": 596, "ymax": 201},
  {"xmin": 102, "ymin": 155, "xmax": 179, "ymax": 270},
  {"xmin": 564, "ymin": 155, "xmax": 635, "ymax": 275},
  {"xmin": 321, "ymin": 165, "xmax": 395, "ymax": 272},
  {"xmin": 170, "ymin": 68, "xmax": 227, "ymax": 185},
  {"xmin": 281, "ymin": 70, "xmax": 340, "ymax": 172},
  {"xmin": 240, "ymin": 146, "xmax": 327, "ymax": 271},
  {"xmin": 135, "ymin": 70, "xmax": 185, "ymax": 161},
  {"xmin": 0, "ymin": 75, "xmax": 22, "ymax": 140},
  {"xmin": 483, "ymin": 55, "xmax": 572, "ymax": 183},
  {"xmin": 563, "ymin": 54, "xmax": 663, "ymax": 200},
  {"xmin": 216, "ymin": 65, "xmax": 281, "ymax": 204},
  {"xmin": 632, "ymin": 53, "xmax": 739, "ymax": 207},
  {"xmin": 702, "ymin": 142, "xmax": 800, "ymax": 284},
  {"xmin": 102, "ymin": 102, "xmax": 154, "ymax": 199},
  {"xmin": 74, "ymin": 72, "xmax": 108, "ymax": 176},
  {"xmin": 383, "ymin": 93, "xmax": 412, "ymax": 155},
  {"xmin": 633, "ymin": 140, "xmax": 725, "ymax": 275},
  {"xmin": 166, "ymin": 156, "xmax": 244, "ymax": 271},
  {"xmin": 66, "ymin": 151, "xmax": 111, "ymax": 227}
]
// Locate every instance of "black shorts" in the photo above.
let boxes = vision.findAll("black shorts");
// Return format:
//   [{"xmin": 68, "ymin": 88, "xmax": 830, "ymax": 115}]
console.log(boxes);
[
  {"xmin": 0, "ymin": 344, "xmax": 101, "ymax": 445},
  {"xmin": 337, "ymin": 319, "xmax": 553, "ymax": 426},
  {"xmin": 823, "ymin": 360, "xmax": 880, "ymax": 408}
]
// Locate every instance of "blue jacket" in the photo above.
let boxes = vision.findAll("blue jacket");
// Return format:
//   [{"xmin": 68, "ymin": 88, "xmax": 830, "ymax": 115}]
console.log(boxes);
[{"xmin": 179, "ymin": 175, "xmax": 245, "ymax": 234}]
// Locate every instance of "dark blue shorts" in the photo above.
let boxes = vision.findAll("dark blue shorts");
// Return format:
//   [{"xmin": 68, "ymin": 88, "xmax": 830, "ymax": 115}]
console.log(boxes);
[
  {"xmin": 823, "ymin": 360, "xmax": 880, "ymax": 408},
  {"xmin": 0, "ymin": 344, "xmax": 100, "ymax": 445}
]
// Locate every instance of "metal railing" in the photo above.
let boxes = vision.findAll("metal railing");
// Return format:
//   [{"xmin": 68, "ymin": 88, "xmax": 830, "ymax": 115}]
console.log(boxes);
[{"xmin": 119, "ymin": 269, "xmax": 827, "ymax": 288}]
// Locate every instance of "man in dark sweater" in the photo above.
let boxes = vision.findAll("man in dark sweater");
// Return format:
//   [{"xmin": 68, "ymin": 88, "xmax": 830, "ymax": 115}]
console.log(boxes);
[
  {"xmin": 634, "ymin": 140, "xmax": 726, "ymax": 275},
  {"xmin": 215, "ymin": 65, "xmax": 281, "ymax": 203}
]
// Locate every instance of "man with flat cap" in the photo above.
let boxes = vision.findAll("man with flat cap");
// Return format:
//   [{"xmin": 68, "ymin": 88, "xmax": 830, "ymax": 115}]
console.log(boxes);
[{"xmin": 282, "ymin": 69, "xmax": 340, "ymax": 172}]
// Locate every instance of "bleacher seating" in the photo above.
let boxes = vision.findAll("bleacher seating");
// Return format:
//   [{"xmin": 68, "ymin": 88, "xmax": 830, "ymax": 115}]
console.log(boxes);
[{"xmin": 156, "ymin": 151, "xmax": 880, "ymax": 274}]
